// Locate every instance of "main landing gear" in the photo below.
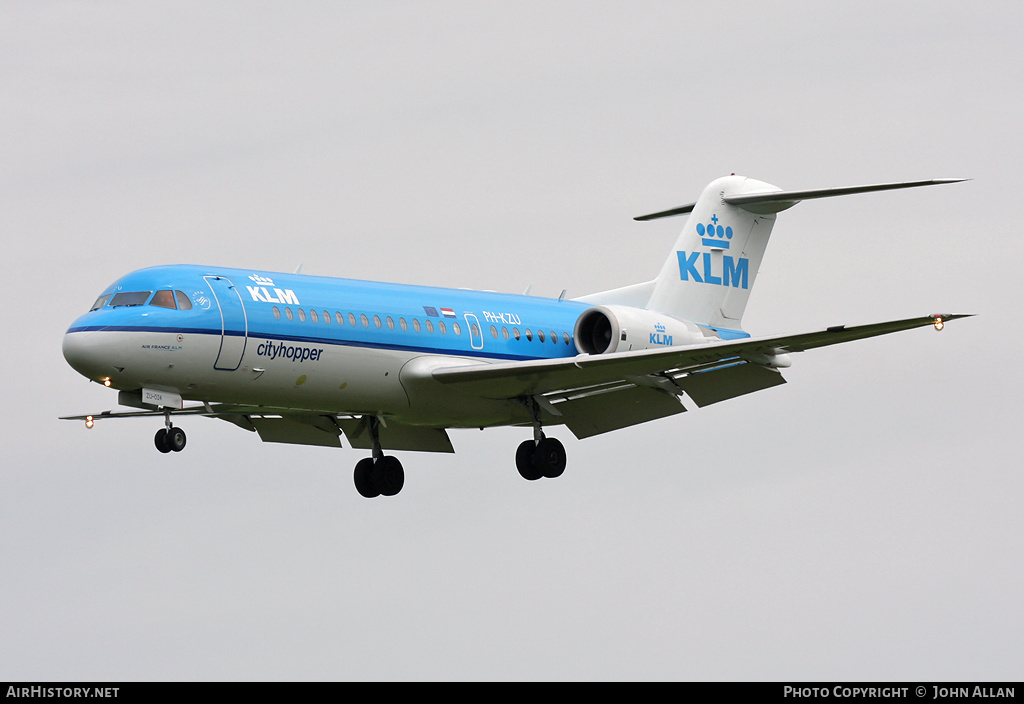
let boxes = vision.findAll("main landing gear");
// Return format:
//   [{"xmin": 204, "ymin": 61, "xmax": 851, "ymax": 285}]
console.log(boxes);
[
  {"xmin": 515, "ymin": 398, "xmax": 567, "ymax": 481},
  {"xmin": 154, "ymin": 412, "xmax": 186, "ymax": 453},
  {"xmin": 353, "ymin": 455, "xmax": 405, "ymax": 498},
  {"xmin": 352, "ymin": 417, "xmax": 405, "ymax": 498},
  {"xmin": 515, "ymin": 434, "xmax": 566, "ymax": 480}
]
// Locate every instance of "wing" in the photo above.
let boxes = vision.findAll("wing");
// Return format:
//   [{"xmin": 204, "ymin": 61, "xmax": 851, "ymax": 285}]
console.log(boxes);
[
  {"xmin": 427, "ymin": 314, "xmax": 970, "ymax": 439},
  {"xmin": 62, "ymin": 314, "xmax": 968, "ymax": 447}
]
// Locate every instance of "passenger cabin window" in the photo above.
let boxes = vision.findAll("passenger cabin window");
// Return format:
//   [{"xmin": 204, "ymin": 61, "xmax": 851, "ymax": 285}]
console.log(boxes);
[
  {"xmin": 150, "ymin": 290, "xmax": 176, "ymax": 309},
  {"xmin": 310, "ymin": 309, "xmax": 318, "ymax": 322},
  {"xmin": 110, "ymin": 291, "xmax": 151, "ymax": 307},
  {"xmin": 273, "ymin": 306, "xmax": 281, "ymax": 319},
  {"xmin": 336, "ymin": 312, "xmax": 345, "ymax": 325}
]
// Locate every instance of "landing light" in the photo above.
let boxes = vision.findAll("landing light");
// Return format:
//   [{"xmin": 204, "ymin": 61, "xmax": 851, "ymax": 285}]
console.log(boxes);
[
  {"xmin": 102, "ymin": 379, "xmax": 112, "ymax": 387},
  {"xmin": 933, "ymin": 316, "xmax": 944, "ymax": 331},
  {"xmin": 85, "ymin": 416, "xmax": 94, "ymax": 429}
]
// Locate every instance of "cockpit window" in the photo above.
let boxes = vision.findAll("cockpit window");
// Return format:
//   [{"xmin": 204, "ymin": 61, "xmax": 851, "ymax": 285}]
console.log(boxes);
[
  {"xmin": 109, "ymin": 291, "xmax": 151, "ymax": 307},
  {"xmin": 91, "ymin": 288, "xmax": 192, "ymax": 311},
  {"xmin": 175, "ymin": 291, "xmax": 193, "ymax": 310},
  {"xmin": 150, "ymin": 290, "xmax": 176, "ymax": 309}
]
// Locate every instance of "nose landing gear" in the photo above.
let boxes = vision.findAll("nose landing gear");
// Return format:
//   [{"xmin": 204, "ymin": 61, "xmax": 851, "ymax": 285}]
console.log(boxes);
[
  {"xmin": 154, "ymin": 411, "xmax": 186, "ymax": 453},
  {"xmin": 154, "ymin": 426, "xmax": 187, "ymax": 453}
]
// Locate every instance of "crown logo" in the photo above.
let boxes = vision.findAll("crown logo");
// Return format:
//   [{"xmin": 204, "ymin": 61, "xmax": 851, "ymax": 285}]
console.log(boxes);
[
  {"xmin": 249, "ymin": 274, "xmax": 275, "ymax": 286},
  {"xmin": 696, "ymin": 214, "xmax": 733, "ymax": 249},
  {"xmin": 654, "ymin": 322, "xmax": 666, "ymax": 333}
]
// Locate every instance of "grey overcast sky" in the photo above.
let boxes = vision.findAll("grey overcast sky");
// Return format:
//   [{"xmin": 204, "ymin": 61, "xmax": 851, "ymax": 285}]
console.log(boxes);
[{"xmin": 1, "ymin": 1, "xmax": 1020, "ymax": 681}]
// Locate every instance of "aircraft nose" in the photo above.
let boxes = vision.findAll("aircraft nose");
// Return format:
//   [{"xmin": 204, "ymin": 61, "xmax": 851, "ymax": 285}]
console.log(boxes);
[{"xmin": 63, "ymin": 328, "xmax": 115, "ymax": 382}]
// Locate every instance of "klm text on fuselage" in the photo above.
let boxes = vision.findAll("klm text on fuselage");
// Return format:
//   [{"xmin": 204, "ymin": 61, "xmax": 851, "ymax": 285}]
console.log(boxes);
[
  {"xmin": 676, "ymin": 251, "xmax": 749, "ymax": 288},
  {"xmin": 247, "ymin": 286, "xmax": 301, "ymax": 305}
]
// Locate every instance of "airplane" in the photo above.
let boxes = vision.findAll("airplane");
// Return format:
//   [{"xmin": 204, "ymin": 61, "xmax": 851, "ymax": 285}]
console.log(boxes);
[{"xmin": 61, "ymin": 174, "xmax": 970, "ymax": 497}]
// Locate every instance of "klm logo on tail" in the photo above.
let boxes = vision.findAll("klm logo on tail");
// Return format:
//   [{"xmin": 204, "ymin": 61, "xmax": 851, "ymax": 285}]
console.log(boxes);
[
  {"xmin": 677, "ymin": 252, "xmax": 749, "ymax": 288},
  {"xmin": 678, "ymin": 214, "xmax": 749, "ymax": 288},
  {"xmin": 697, "ymin": 214, "xmax": 733, "ymax": 249}
]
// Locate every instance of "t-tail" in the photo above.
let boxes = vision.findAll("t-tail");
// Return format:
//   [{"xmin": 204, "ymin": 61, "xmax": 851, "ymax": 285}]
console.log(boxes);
[{"xmin": 629, "ymin": 175, "xmax": 966, "ymax": 329}]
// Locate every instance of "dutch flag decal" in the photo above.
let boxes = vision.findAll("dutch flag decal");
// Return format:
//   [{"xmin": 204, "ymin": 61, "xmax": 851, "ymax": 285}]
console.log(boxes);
[{"xmin": 441, "ymin": 308, "xmax": 456, "ymax": 318}]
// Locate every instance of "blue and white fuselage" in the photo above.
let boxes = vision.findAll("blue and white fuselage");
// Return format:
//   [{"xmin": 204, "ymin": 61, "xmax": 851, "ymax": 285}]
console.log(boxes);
[{"xmin": 63, "ymin": 264, "xmax": 615, "ymax": 428}]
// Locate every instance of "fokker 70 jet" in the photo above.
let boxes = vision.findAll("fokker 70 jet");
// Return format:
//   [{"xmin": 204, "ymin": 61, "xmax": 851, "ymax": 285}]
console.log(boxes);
[{"xmin": 62, "ymin": 174, "xmax": 968, "ymax": 497}]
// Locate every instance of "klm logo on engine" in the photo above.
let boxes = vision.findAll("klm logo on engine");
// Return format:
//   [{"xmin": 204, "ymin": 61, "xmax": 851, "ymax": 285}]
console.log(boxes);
[
  {"xmin": 677, "ymin": 214, "xmax": 748, "ymax": 288},
  {"xmin": 650, "ymin": 323, "xmax": 672, "ymax": 346}
]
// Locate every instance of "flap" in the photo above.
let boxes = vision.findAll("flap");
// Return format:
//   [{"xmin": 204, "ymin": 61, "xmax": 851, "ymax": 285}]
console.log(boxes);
[
  {"xmin": 250, "ymin": 416, "xmax": 343, "ymax": 448},
  {"xmin": 336, "ymin": 417, "xmax": 455, "ymax": 453},
  {"xmin": 553, "ymin": 385, "xmax": 686, "ymax": 439},
  {"xmin": 675, "ymin": 362, "xmax": 786, "ymax": 407}
]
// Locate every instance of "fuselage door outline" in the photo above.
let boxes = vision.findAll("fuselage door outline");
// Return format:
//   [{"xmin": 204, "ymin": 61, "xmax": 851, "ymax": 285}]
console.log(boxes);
[
  {"xmin": 464, "ymin": 313, "xmax": 484, "ymax": 350},
  {"xmin": 203, "ymin": 275, "xmax": 248, "ymax": 371}
]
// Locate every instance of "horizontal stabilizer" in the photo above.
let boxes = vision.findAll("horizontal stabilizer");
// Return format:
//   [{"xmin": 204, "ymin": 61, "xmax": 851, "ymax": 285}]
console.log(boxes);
[
  {"xmin": 635, "ymin": 178, "xmax": 967, "ymax": 220},
  {"xmin": 633, "ymin": 203, "xmax": 696, "ymax": 221}
]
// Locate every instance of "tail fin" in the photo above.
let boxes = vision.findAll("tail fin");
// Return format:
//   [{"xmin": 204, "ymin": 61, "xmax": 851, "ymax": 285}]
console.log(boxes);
[{"xmin": 639, "ymin": 175, "xmax": 965, "ymax": 328}]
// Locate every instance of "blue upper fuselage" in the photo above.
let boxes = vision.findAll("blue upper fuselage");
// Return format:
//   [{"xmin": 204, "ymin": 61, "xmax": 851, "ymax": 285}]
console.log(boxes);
[{"xmin": 66, "ymin": 264, "xmax": 592, "ymax": 363}]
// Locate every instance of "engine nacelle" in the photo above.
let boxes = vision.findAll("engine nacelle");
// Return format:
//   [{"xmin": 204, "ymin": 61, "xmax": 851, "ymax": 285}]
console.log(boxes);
[{"xmin": 573, "ymin": 305, "xmax": 703, "ymax": 354}]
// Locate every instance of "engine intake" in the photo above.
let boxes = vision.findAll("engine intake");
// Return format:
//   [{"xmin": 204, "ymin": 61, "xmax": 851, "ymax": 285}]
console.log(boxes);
[
  {"xmin": 575, "ymin": 308, "xmax": 616, "ymax": 354},
  {"xmin": 573, "ymin": 305, "xmax": 700, "ymax": 355}
]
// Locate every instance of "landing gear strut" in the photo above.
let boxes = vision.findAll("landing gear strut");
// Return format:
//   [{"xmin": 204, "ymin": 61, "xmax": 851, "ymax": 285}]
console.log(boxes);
[
  {"xmin": 515, "ymin": 398, "xmax": 566, "ymax": 481},
  {"xmin": 154, "ymin": 411, "xmax": 186, "ymax": 453},
  {"xmin": 352, "ymin": 416, "xmax": 405, "ymax": 498}
]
